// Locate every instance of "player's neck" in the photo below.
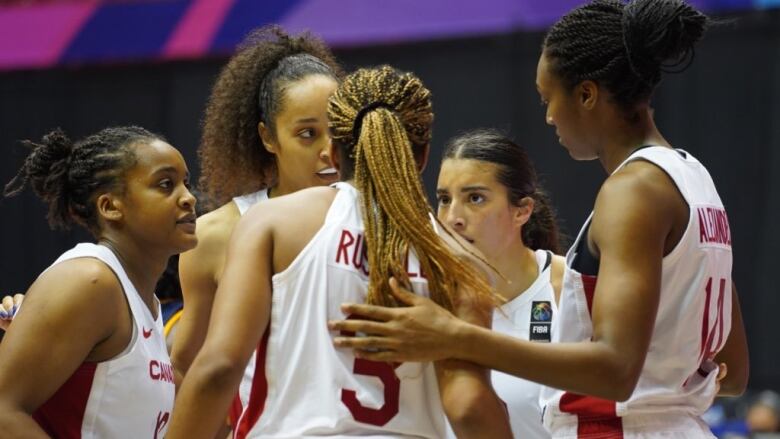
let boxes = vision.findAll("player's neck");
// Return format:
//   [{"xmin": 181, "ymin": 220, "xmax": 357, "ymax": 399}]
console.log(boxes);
[
  {"xmin": 599, "ymin": 108, "xmax": 670, "ymax": 174},
  {"xmin": 493, "ymin": 244, "xmax": 538, "ymax": 302},
  {"xmin": 98, "ymin": 236, "xmax": 168, "ymax": 312}
]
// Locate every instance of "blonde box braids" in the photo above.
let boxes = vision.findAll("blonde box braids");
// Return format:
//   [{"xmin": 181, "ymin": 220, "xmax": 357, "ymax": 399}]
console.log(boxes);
[{"xmin": 328, "ymin": 66, "xmax": 495, "ymax": 312}]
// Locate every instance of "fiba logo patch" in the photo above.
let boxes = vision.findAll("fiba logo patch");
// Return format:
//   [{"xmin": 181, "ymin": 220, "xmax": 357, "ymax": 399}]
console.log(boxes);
[
  {"xmin": 530, "ymin": 301, "xmax": 552, "ymax": 342},
  {"xmin": 531, "ymin": 301, "xmax": 552, "ymax": 322}
]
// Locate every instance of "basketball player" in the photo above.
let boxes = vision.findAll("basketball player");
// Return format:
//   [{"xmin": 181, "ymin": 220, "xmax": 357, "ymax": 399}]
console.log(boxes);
[
  {"xmin": 168, "ymin": 66, "xmax": 512, "ymax": 438},
  {"xmin": 0, "ymin": 127, "xmax": 196, "ymax": 438},
  {"xmin": 330, "ymin": 1, "xmax": 750, "ymax": 437},
  {"xmin": 436, "ymin": 129, "xmax": 564, "ymax": 438},
  {"xmin": 172, "ymin": 26, "xmax": 342, "ymax": 388}
]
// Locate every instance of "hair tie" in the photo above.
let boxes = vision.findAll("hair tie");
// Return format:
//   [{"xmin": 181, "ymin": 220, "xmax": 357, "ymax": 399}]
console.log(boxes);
[{"xmin": 352, "ymin": 101, "xmax": 394, "ymax": 141}]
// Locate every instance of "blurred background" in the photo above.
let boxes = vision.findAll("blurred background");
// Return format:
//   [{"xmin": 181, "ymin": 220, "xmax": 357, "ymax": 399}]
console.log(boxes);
[{"xmin": 0, "ymin": 0, "xmax": 778, "ymax": 436}]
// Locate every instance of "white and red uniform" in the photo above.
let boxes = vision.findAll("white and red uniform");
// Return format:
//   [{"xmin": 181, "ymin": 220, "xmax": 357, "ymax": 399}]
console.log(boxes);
[
  {"xmin": 446, "ymin": 249, "xmax": 556, "ymax": 439},
  {"xmin": 230, "ymin": 189, "xmax": 269, "ymax": 426},
  {"xmin": 233, "ymin": 189, "xmax": 269, "ymax": 216},
  {"xmin": 32, "ymin": 243, "xmax": 174, "ymax": 439},
  {"xmin": 494, "ymin": 249, "xmax": 556, "ymax": 439},
  {"xmin": 232, "ymin": 182, "xmax": 446, "ymax": 438},
  {"xmin": 540, "ymin": 147, "xmax": 732, "ymax": 438}
]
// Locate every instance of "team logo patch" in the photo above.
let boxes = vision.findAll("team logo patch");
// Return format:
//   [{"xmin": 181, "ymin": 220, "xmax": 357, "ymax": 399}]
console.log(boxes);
[{"xmin": 530, "ymin": 301, "xmax": 552, "ymax": 342}]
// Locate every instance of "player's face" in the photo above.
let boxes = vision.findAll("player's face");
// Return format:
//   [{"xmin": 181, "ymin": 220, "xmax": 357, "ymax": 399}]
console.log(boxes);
[
  {"xmin": 436, "ymin": 158, "xmax": 526, "ymax": 263},
  {"xmin": 536, "ymin": 53, "xmax": 598, "ymax": 161},
  {"xmin": 116, "ymin": 140, "xmax": 198, "ymax": 255},
  {"xmin": 267, "ymin": 74, "xmax": 340, "ymax": 192}
]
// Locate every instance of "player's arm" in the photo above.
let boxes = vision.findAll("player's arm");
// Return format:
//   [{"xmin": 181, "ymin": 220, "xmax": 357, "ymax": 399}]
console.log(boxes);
[
  {"xmin": 0, "ymin": 259, "xmax": 121, "ymax": 438},
  {"xmin": 433, "ymin": 279, "xmax": 512, "ymax": 439},
  {"xmin": 714, "ymin": 281, "xmax": 749, "ymax": 396},
  {"xmin": 167, "ymin": 209, "xmax": 274, "ymax": 439},
  {"xmin": 171, "ymin": 208, "xmax": 232, "ymax": 386},
  {"xmin": 0, "ymin": 293, "xmax": 24, "ymax": 332},
  {"xmin": 333, "ymin": 167, "xmax": 671, "ymax": 401}
]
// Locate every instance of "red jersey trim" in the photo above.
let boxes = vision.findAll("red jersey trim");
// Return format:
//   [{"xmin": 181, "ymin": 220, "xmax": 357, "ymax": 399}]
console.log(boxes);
[
  {"xmin": 234, "ymin": 326, "xmax": 270, "ymax": 439},
  {"xmin": 581, "ymin": 275, "xmax": 597, "ymax": 317},
  {"xmin": 560, "ymin": 393, "xmax": 623, "ymax": 439},
  {"xmin": 33, "ymin": 362, "xmax": 98, "ymax": 438}
]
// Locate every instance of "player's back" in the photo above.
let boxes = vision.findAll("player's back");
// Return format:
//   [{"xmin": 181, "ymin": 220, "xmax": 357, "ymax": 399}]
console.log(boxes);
[{"xmin": 233, "ymin": 182, "xmax": 446, "ymax": 438}]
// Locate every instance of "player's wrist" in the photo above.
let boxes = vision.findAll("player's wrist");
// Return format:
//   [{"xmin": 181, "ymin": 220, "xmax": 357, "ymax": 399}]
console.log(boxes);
[{"xmin": 449, "ymin": 318, "xmax": 479, "ymax": 361}]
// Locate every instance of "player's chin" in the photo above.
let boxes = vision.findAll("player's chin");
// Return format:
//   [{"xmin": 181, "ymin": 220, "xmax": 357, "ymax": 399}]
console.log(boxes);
[
  {"xmin": 568, "ymin": 148, "xmax": 599, "ymax": 162},
  {"xmin": 172, "ymin": 234, "xmax": 198, "ymax": 253}
]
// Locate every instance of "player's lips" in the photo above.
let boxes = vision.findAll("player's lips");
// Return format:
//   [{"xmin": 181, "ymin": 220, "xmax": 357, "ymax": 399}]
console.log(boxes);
[
  {"xmin": 454, "ymin": 231, "xmax": 475, "ymax": 244},
  {"xmin": 316, "ymin": 167, "xmax": 338, "ymax": 179},
  {"xmin": 176, "ymin": 213, "xmax": 197, "ymax": 232}
]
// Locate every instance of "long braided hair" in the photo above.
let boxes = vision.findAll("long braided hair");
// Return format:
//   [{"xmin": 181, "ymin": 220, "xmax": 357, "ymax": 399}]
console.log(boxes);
[
  {"xmin": 199, "ymin": 25, "xmax": 342, "ymax": 208},
  {"xmin": 328, "ymin": 66, "xmax": 495, "ymax": 311},
  {"xmin": 544, "ymin": 0, "xmax": 708, "ymax": 113},
  {"xmin": 4, "ymin": 126, "xmax": 161, "ymax": 234}
]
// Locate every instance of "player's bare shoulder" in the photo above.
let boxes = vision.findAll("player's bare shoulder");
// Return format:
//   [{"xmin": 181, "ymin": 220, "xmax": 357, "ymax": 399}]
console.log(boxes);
[
  {"xmin": 34, "ymin": 257, "xmax": 122, "ymax": 303},
  {"xmin": 245, "ymin": 186, "xmax": 336, "ymax": 223},
  {"xmin": 194, "ymin": 201, "xmax": 242, "ymax": 249},
  {"xmin": 179, "ymin": 201, "xmax": 241, "ymax": 283},
  {"xmin": 26, "ymin": 257, "xmax": 125, "ymax": 336},
  {"xmin": 235, "ymin": 186, "xmax": 338, "ymax": 240}
]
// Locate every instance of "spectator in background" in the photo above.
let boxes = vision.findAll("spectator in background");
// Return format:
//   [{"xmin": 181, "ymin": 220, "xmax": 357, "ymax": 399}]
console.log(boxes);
[{"xmin": 747, "ymin": 391, "xmax": 780, "ymax": 434}]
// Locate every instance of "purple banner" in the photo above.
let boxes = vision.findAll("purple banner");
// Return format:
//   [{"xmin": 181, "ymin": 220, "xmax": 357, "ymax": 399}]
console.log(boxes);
[{"xmin": 0, "ymin": 0, "xmax": 773, "ymax": 71}]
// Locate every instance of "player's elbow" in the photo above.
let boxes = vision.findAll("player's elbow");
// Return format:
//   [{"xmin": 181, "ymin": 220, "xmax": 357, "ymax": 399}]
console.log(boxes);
[
  {"xmin": 597, "ymin": 359, "xmax": 642, "ymax": 402},
  {"xmin": 186, "ymin": 350, "xmax": 246, "ymax": 392},
  {"xmin": 443, "ymin": 385, "xmax": 504, "ymax": 433},
  {"xmin": 170, "ymin": 348, "xmax": 194, "ymax": 379},
  {"xmin": 609, "ymin": 383, "xmax": 636, "ymax": 402},
  {"xmin": 598, "ymin": 365, "xmax": 639, "ymax": 402}
]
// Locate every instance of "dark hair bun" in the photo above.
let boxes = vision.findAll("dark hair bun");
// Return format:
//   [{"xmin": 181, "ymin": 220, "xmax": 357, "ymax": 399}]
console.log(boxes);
[
  {"xmin": 28, "ymin": 128, "xmax": 73, "ymax": 186},
  {"xmin": 623, "ymin": 0, "xmax": 708, "ymax": 77},
  {"xmin": 5, "ymin": 128, "xmax": 72, "ymax": 196}
]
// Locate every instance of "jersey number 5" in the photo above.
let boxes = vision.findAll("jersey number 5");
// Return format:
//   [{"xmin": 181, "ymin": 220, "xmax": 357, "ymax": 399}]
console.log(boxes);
[{"xmin": 340, "ymin": 322, "xmax": 401, "ymax": 426}]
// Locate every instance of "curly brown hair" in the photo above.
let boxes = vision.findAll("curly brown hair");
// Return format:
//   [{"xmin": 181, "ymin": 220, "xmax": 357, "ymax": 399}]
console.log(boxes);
[{"xmin": 199, "ymin": 25, "xmax": 342, "ymax": 208}]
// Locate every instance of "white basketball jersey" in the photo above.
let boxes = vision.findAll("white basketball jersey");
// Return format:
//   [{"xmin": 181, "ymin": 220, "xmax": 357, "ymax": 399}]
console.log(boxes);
[
  {"xmin": 541, "ymin": 147, "xmax": 732, "ymax": 437},
  {"xmin": 231, "ymin": 189, "xmax": 269, "ymax": 425},
  {"xmin": 445, "ymin": 249, "xmax": 555, "ymax": 439},
  {"xmin": 233, "ymin": 182, "xmax": 446, "ymax": 438},
  {"xmin": 33, "ymin": 243, "xmax": 174, "ymax": 439},
  {"xmin": 233, "ymin": 189, "xmax": 269, "ymax": 215},
  {"xmin": 494, "ymin": 249, "xmax": 555, "ymax": 439}
]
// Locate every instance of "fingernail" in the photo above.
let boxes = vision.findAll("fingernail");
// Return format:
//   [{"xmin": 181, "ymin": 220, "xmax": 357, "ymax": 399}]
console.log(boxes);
[
  {"xmin": 327, "ymin": 321, "xmax": 335, "ymax": 329},
  {"xmin": 334, "ymin": 338, "xmax": 344, "ymax": 346},
  {"xmin": 0, "ymin": 311, "xmax": 7, "ymax": 319}
]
